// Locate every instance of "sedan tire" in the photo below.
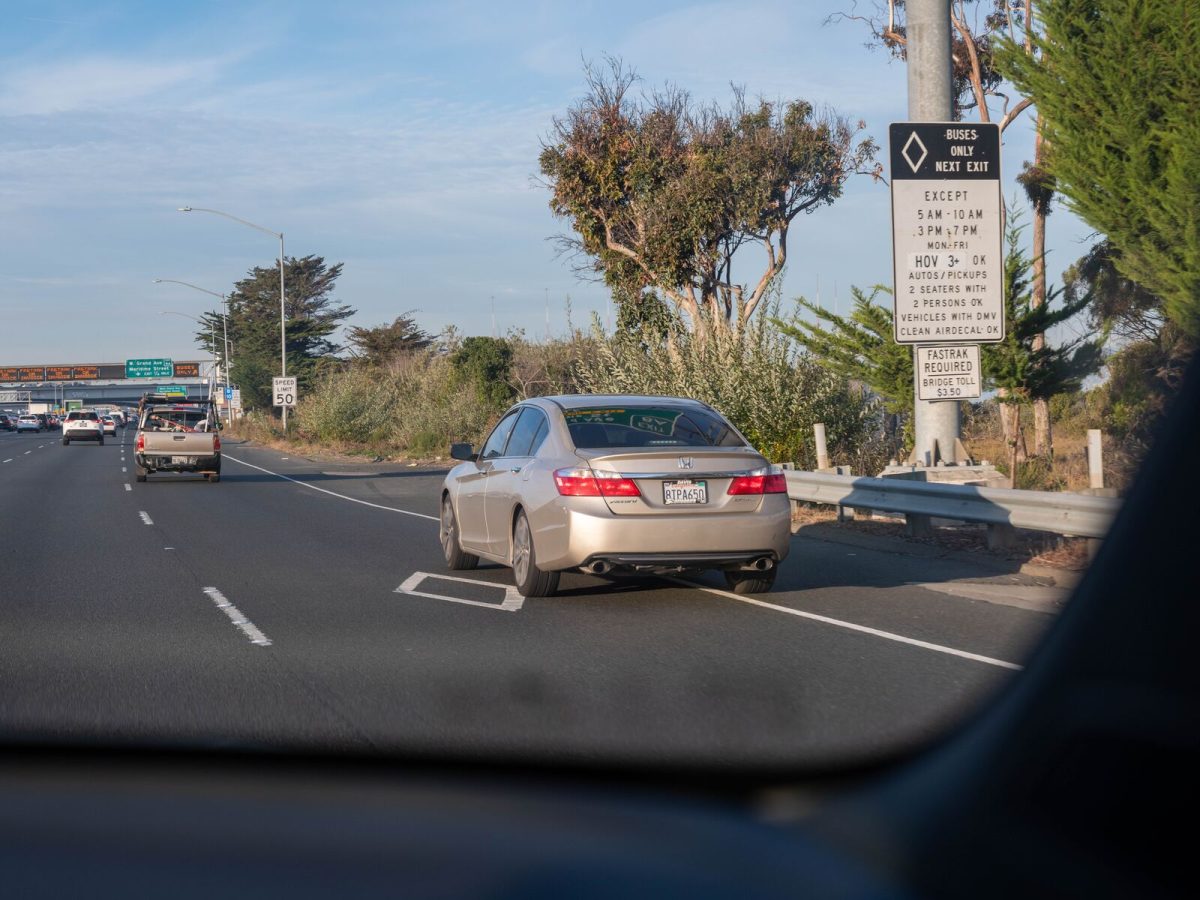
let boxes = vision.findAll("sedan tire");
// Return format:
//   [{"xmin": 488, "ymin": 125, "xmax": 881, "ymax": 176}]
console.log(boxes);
[
  {"xmin": 440, "ymin": 495, "xmax": 478, "ymax": 571},
  {"xmin": 724, "ymin": 568, "xmax": 777, "ymax": 595},
  {"xmin": 512, "ymin": 510, "xmax": 559, "ymax": 598},
  {"xmin": 62, "ymin": 437, "xmax": 69, "ymax": 446}
]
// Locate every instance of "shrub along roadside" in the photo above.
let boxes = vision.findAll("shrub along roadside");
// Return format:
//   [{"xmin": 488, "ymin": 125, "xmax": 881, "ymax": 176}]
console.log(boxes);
[{"xmin": 232, "ymin": 318, "xmax": 890, "ymax": 470}]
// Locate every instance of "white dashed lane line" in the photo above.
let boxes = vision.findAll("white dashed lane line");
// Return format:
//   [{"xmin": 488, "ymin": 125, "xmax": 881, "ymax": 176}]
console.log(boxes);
[
  {"xmin": 202, "ymin": 587, "xmax": 272, "ymax": 647},
  {"xmin": 124, "ymin": 484, "xmax": 132, "ymax": 492},
  {"xmin": 138, "ymin": 511, "xmax": 153, "ymax": 525}
]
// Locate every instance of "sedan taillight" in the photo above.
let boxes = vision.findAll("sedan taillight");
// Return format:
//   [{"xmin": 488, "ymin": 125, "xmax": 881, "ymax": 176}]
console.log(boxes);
[
  {"xmin": 554, "ymin": 467, "xmax": 640, "ymax": 497},
  {"xmin": 727, "ymin": 466, "xmax": 788, "ymax": 495}
]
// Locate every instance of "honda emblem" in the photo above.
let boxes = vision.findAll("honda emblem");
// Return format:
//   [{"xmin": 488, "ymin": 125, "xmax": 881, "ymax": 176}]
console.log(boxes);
[{"xmin": 677, "ymin": 457, "xmax": 694, "ymax": 470}]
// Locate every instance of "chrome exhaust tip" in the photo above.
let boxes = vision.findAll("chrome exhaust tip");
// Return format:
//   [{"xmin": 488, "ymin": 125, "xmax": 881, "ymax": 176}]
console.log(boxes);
[
  {"xmin": 740, "ymin": 557, "xmax": 774, "ymax": 572},
  {"xmin": 587, "ymin": 561, "xmax": 612, "ymax": 575}
]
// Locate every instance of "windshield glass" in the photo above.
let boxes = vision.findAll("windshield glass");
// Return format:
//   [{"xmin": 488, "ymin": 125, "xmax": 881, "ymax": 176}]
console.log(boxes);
[{"xmin": 0, "ymin": 0, "xmax": 1183, "ymax": 774}]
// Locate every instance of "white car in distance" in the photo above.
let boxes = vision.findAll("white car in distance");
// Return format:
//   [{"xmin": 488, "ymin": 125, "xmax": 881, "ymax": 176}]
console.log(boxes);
[{"xmin": 62, "ymin": 410, "xmax": 104, "ymax": 445}]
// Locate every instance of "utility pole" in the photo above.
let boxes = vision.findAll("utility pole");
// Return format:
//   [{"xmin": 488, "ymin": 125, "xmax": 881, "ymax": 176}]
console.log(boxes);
[
  {"xmin": 906, "ymin": 0, "xmax": 960, "ymax": 465},
  {"xmin": 491, "ymin": 296, "xmax": 496, "ymax": 338}
]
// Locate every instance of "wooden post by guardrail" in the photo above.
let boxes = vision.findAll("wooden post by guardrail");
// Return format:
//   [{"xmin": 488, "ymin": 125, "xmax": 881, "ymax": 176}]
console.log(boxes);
[
  {"xmin": 1087, "ymin": 429, "xmax": 1104, "ymax": 490},
  {"xmin": 814, "ymin": 423, "xmax": 830, "ymax": 471}
]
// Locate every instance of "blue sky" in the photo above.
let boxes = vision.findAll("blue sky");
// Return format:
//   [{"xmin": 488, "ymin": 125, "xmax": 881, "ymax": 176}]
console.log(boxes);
[{"xmin": 0, "ymin": 0, "xmax": 1095, "ymax": 365}]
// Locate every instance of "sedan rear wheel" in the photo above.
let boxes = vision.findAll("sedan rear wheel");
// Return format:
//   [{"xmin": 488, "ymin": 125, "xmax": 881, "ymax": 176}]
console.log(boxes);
[
  {"xmin": 440, "ymin": 495, "xmax": 478, "ymax": 570},
  {"xmin": 723, "ymin": 568, "xmax": 777, "ymax": 595},
  {"xmin": 512, "ymin": 510, "xmax": 559, "ymax": 598}
]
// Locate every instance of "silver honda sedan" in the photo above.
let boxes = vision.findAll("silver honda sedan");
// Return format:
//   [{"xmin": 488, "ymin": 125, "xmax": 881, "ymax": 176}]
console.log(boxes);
[{"xmin": 440, "ymin": 395, "xmax": 791, "ymax": 598}]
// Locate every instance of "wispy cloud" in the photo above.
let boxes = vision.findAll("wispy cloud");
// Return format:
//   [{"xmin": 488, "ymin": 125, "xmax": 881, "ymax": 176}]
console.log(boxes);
[{"xmin": 0, "ymin": 55, "xmax": 232, "ymax": 115}]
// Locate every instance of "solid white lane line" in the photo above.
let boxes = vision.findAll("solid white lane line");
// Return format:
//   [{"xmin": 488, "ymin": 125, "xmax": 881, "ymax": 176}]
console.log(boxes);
[
  {"xmin": 124, "ymin": 484, "xmax": 132, "ymax": 491},
  {"xmin": 202, "ymin": 587, "xmax": 272, "ymax": 647},
  {"xmin": 231, "ymin": 453, "xmax": 1014, "ymax": 668},
  {"xmin": 138, "ymin": 511, "xmax": 153, "ymax": 525},
  {"xmin": 671, "ymin": 578, "xmax": 1022, "ymax": 671},
  {"xmin": 224, "ymin": 454, "xmax": 438, "ymax": 521}
]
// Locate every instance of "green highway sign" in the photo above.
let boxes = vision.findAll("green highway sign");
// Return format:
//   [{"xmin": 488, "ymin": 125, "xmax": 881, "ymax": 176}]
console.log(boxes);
[
  {"xmin": 158, "ymin": 385, "xmax": 188, "ymax": 396},
  {"xmin": 126, "ymin": 358, "xmax": 174, "ymax": 378}
]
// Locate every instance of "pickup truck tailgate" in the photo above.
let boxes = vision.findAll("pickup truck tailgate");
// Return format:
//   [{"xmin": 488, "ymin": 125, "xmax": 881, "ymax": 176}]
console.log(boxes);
[{"xmin": 141, "ymin": 432, "xmax": 217, "ymax": 456}]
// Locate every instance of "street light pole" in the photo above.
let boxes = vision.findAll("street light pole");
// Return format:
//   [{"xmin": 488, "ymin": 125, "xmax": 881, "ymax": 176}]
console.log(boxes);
[
  {"xmin": 154, "ymin": 279, "xmax": 233, "ymax": 423},
  {"xmin": 177, "ymin": 206, "xmax": 288, "ymax": 428}
]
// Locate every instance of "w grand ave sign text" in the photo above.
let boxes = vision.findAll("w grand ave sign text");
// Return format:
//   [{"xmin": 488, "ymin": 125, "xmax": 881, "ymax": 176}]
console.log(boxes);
[{"xmin": 890, "ymin": 123, "xmax": 1004, "ymax": 345}]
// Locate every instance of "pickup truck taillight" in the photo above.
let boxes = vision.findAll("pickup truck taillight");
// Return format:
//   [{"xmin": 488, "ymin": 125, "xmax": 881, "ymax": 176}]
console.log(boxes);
[
  {"xmin": 213, "ymin": 434, "xmax": 221, "ymax": 451},
  {"xmin": 136, "ymin": 433, "xmax": 145, "ymax": 452}
]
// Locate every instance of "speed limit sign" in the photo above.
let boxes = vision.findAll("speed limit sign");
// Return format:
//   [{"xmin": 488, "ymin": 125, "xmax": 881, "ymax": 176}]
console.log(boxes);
[{"xmin": 272, "ymin": 376, "xmax": 297, "ymax": 407}]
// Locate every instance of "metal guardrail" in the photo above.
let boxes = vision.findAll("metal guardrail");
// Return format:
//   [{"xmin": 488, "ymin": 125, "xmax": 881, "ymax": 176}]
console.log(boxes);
[{"xmin": 785, "ymin": 470, "xmax": 1120, "ymax": 539}]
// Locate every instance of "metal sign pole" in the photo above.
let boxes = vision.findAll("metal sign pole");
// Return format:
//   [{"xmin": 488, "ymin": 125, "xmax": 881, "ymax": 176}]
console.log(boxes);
[{"xmin": 907, "ymin": 0, "xmax": 957, "ymax": 465}]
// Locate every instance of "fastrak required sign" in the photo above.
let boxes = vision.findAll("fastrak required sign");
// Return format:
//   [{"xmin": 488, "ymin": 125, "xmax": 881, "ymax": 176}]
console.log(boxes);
[{"xmin": 916, "ymin": 345, "xmax": 982, "ymax": 401}]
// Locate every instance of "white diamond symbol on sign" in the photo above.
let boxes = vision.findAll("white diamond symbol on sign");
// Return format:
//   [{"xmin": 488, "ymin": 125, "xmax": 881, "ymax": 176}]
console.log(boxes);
[{"xmin": 901, "ymin": 131, "xmax": 928, "ymax": 173}]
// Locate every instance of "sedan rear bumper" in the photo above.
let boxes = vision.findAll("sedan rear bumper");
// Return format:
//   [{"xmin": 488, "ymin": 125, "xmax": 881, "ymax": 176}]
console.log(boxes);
[
  {"xmin": 535, "ymin": 497, "xmax": 791, "ymax": 572},
  {"xmin": 63, "ymin": 430, "xmax": 102, "ymax": 441}
]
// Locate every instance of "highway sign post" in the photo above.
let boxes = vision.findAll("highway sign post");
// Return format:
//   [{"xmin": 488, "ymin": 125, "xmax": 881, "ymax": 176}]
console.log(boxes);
[
  {"xmin": 890, "ymin": 122, "xmax": 1003, "ymax": 344},
  {"xmin": 272, "ymin": 377, "xmax": 297, "ymax": 408},
  {"xmin": 915, "ymin": 345, "xmax": 982, "ymax": 401},
  {"xmin": 126, "ymin": 358, "xmax": 174, "ymax": 379}
]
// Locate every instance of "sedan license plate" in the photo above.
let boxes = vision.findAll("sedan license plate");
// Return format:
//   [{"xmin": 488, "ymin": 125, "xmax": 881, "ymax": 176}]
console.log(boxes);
[{"xmin": 663, "ymin": 479, "xmax": 707, "ymax": 505}]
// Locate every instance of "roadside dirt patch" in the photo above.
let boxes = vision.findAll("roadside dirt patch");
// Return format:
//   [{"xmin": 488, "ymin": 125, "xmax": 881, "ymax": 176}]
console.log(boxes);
[{"xmin": 791, "ymin": 503, "xmax": 1090, "ymax": 572}]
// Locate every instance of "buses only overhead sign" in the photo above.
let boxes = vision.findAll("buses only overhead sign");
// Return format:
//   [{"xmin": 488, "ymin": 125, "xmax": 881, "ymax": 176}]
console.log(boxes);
[{"xmin": 890, "ymin": 122, "xmax": 1004, "ymax": 344}]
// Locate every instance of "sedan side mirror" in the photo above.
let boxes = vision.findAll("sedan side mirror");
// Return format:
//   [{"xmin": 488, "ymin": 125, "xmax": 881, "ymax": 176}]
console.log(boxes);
[{"xmin": 450, "ymin": 442, "xmax": 477, "ymax": 462}]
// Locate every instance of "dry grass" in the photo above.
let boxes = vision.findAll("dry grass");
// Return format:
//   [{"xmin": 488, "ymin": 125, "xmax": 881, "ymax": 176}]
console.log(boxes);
[{"xmin": 963, "ymin": 402, "xmax": 1101, "ymax": 492}]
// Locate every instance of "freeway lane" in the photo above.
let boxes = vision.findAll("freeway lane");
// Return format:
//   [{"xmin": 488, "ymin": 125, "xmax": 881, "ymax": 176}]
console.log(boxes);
[{"xmin": 0, "ymin": 435, "xmax": 1060, "ymax": 765}]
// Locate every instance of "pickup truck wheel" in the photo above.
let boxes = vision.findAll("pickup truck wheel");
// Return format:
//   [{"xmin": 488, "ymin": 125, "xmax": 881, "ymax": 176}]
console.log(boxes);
[
  {"xmin": 208, "ymin": 474, "xmax": 220, "ymax": 483},
  {"xmin": 135, "ymin": 463, "xmax": 147, "ymax": 482},
  {"xmin": 62, "ymin": 438, "xmax": 69, "ymax": 446}
]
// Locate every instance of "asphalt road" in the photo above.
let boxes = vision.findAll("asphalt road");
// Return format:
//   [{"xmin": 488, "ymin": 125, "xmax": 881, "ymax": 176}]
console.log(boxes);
[{"xmin": 0, "ymin": 427, "xmax": 1062, "ymax": 766}]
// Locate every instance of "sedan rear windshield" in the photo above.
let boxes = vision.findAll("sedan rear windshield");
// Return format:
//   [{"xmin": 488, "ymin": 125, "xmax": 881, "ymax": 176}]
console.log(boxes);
[{"xmin": 564, "ymin": 405, "xmax": 745, "ymax": 449}]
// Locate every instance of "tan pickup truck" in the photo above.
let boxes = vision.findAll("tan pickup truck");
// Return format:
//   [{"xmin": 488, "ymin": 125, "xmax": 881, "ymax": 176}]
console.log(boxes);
[{"xmin": 134, "ymin": 394, "xmax": 222, "ymax": 483}]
